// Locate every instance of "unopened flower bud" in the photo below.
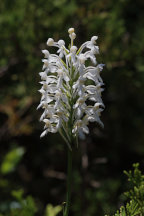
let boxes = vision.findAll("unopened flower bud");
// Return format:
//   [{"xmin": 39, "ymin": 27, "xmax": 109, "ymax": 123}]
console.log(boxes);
[
  {"xmin": 68, "ymin": 28, "xmax": 74, "ymax": 34},
  {"xmin": 71, "ymin": 32, "xmax": 76, "ymax": 39},
  {"xmin": 47, "ymin": 38, "xmax": 54, "ymax": 46}
]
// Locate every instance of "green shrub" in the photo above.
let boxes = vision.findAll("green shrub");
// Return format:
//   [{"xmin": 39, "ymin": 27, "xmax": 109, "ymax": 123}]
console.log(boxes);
[{"xmin": 106, "ymin": 163, "xmax": 144, "ymax": 216}]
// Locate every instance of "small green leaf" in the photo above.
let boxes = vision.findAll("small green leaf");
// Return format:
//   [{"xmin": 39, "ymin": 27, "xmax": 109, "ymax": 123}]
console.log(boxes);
[
  {"xmin": 1, "ymin": 146, "xmax": 25, "ymax": 174},
  {"xmin": 45, "ymin": 204, "xmax": 62, "ymax": 216}
]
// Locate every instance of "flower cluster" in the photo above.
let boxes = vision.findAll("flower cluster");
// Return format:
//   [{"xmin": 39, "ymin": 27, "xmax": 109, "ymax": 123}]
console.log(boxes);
[{"xmin": 38, "ymin": 28, "xmax": 104, "ymax": 147}]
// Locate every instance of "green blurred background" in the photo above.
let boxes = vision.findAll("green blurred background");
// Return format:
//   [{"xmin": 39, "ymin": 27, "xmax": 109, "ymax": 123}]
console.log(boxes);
[{"xmin": 0, "ymin": 0, "xmax": 144, "ymax": 215}]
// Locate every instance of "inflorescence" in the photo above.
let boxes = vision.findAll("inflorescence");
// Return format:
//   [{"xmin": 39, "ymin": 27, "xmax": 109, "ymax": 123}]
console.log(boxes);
[{"xmin": 38, "ymin": 27, "xmax": 104, "ymax": 148}]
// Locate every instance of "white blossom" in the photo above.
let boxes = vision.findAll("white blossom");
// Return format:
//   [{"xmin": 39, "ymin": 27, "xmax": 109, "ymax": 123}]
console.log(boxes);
[
  {"xmin": 38, "ymin": 27, "xmax": 104, "ymax": 148},
  {"xmin": 68, "ymin": 28, "xmax": 75, "ymax": 34}
]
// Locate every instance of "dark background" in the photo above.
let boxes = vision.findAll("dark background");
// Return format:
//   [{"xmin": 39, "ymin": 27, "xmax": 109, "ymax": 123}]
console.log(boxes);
[{"xmin": 0, "ymin": 0, "xmax": 144, "ymax": 215}]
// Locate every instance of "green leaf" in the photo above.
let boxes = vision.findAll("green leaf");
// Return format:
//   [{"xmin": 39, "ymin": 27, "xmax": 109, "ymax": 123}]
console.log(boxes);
[
  {"xmin": 1, "ymin": 146, "xmax": 25, "ymax": 174},
  {"xmin": 45, "ymin": 204, "xmax": 62, "ymax": 216}
]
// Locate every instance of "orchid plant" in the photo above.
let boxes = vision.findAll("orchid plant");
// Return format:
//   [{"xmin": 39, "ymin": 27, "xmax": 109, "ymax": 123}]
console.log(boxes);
[{"xmin": 38, "ymin": 27, "xmax": 104, "ymax": 216}]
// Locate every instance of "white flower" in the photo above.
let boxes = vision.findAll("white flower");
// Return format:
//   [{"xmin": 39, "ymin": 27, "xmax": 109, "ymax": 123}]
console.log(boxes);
[
  {"xmin": 58, "ymin": 40, "xmax": 65, "ymax": 46},
  {"xmin": 57, "ymin": 40, "xmax": 65, "ymax": 58},
  {"xmin": 42, "ymin": 50, "xmax": 50, "ymax": 58},
  {"xmin": 78, "ymin": 54, "xmax": 87, "ymax": 64},
  {"xmin": 38, "ymin": 27, "xmax": 104, "ymax": 148},
  {"xmin": 72, "ymin": 118, "xmax": 89, "ymax": 140},
  {"xmin": 91, "ymin": 36, "xmax": 98, "ymax": 44}
]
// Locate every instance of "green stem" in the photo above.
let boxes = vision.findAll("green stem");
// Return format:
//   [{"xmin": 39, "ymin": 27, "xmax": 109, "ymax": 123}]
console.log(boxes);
[{"xmin": 64, "ymin": 148, "xmax": 72, "ymax": 216}]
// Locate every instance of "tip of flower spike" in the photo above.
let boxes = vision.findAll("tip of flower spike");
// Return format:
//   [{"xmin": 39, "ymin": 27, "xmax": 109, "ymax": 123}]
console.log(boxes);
[
  {"xmin": 68, "ymin": 27, "xmax": 74, "ymax": 34},
  {"xmin": 47, "ymin": 38, "xmax": 54, "ymax": 46}
]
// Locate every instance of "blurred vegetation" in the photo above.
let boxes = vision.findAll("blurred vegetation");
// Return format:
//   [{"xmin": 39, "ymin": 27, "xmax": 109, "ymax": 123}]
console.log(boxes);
[
  {"xmin": 124, "ymin": 163, "xmax": 144, "ymax": 214},
  {"xmin": 0, "ymin": 0, "xmax": 144, "ymax": 215},
  {"xmin": 107, "ymin": 164, "xmax": 144, "ymax": 216},
  {"xmin": 0, "ymin": 164, "xmax": 144, "ymax": 216}
]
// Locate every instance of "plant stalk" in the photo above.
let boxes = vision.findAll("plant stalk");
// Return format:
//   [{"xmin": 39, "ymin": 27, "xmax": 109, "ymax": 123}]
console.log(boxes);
[{"xmin": 64, "ymin": 148, "xmax": 72, "ymax": 216}]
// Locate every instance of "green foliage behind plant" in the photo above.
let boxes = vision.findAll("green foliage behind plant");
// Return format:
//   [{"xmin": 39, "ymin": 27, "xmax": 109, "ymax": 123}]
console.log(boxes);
[
  {"xmin": 1, "ymin": 164, "xmax": 144, "ymax": 216},
  {"xmin": 1, "ymin": 147, "xmax": 25, "ymax": 175},
  {"xmin": 45, "ymin": 204, "xmax": 62, "ymax": 216},
  {"xmin": 106, "ymin": 201, "xmax": 140, "ymax": 216},
  {"xmin": 0, "ymin": 190, "xmax": 37, "ymax": 216},
  {"xmin": 10, "ymin": 190, "xmax": 37, "ymax": 216},
  {"xmin": 106, "ymin": 164, "xmax": 144, "ymax": 216},
  {"xmin": 124, "ymin": 163, "xmax": 144, "ymax": 215},
  {"xmin": 0, "ymin": 189, "xmax": 62, "ymax": 216}
]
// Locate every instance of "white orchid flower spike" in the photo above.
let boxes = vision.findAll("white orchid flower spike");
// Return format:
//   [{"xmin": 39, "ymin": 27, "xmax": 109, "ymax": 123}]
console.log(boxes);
[{"xmin": 38, "ymin": 28, "xmax": 105, "ymax": 149}]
